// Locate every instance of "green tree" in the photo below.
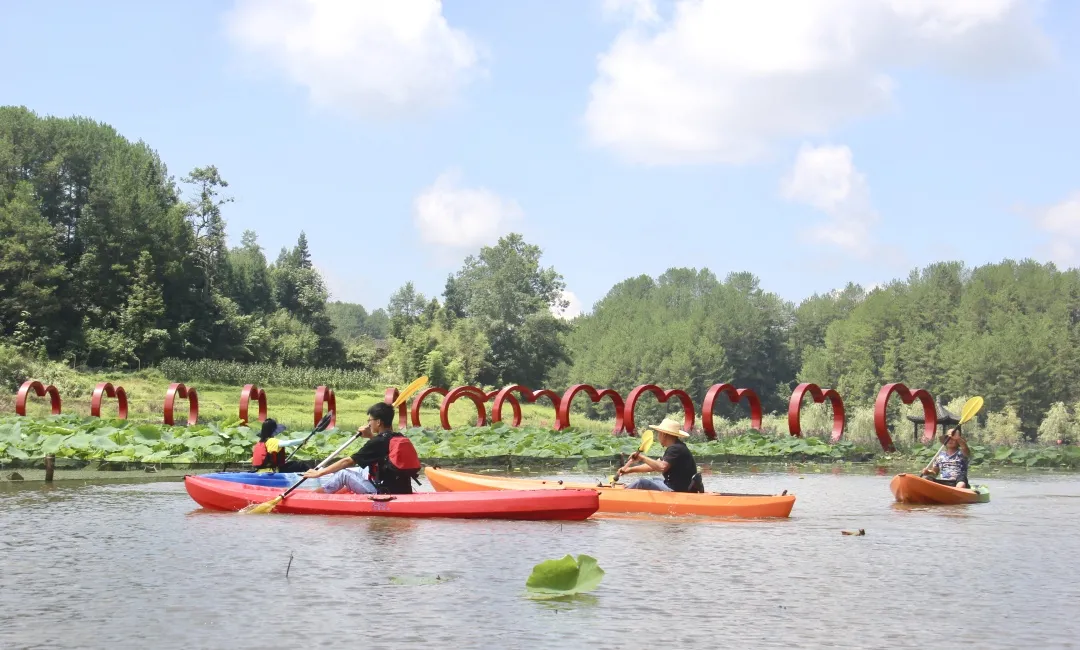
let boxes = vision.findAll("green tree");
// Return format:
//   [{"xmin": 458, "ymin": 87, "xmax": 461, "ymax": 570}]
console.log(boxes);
[
  {"xmin": 445, "ymin": 233, "xmax": 569, "ymax": 387},
  {"xmin": 120, "ymin": 251, "xmax": 169, "ymax": 367},
  {"xmin": 224, "ymin": 230, "xmax": 275, "ymax": 315},
  {"xmin": 181, "ymin": 165, "xmax": 232, "ymax": 295},
  {"xmin": 0, "ymin": 181, "xmax": 66, "ymax": 340}
]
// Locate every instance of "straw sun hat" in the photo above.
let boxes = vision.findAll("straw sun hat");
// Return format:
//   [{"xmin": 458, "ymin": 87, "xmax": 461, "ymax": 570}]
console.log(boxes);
[{"xmin": 647, "ymin": 417, "xmax": 690, "ymax": 439}]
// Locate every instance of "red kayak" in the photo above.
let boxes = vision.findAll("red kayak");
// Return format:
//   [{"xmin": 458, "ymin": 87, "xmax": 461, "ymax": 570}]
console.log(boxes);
[{"xmin": 183, "ymin": 475, "xmax": 599, "ymax": 521}]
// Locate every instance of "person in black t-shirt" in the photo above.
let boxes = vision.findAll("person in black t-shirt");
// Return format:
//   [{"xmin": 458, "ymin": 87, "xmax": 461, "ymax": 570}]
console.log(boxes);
[
  {"xmin": 615, "ymin": 417, "xmax": 698, "ymax": 492},
  {"xmin": 302, "ymin": 402, "xmax": 416, "ymax": 495}
]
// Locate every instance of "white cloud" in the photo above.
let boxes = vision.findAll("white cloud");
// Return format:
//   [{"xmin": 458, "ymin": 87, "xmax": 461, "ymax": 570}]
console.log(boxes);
[
  {"xmin": 224, "ymin": 0, "xmax": 483, "ymax": 119},
  {"xmin": 413, "ymin": 170, "xmax": 524, "ymax": 252},
  {"xmin": 781, "ymin": 143, "xmax": 878, "ymax": 256},
  {"xmin": 1033, "ymin": 192, "xmax": 1080, "ymax": 267},
  {"xmin": 584, "ymin": 0, "xmax": 1052, "ymax": 165},
  {"xmin": 551, "ymin": 289, "xmax": 584, "ymax": 320}
]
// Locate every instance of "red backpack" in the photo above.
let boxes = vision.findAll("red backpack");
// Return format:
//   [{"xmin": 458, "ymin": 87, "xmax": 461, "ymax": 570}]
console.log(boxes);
[{"xmin": 376, "ymin": 434, "xmax": 422, "ymax": 487}]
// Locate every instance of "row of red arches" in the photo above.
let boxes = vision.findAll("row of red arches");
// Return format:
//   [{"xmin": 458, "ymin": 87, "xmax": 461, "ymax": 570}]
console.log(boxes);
[{"xmin": 12, "ymin": 379, "xmax": 936, "ymax": 452}]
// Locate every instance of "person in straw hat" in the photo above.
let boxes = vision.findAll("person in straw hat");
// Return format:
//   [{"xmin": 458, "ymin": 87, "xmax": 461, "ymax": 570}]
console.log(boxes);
[{"xmin": 615, "ymin": 417, "xmax": 699, "ymax": 492}]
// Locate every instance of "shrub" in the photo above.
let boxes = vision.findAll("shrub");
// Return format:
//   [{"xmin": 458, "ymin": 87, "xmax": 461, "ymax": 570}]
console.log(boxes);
[
  {"xmin": 1037, "ymin": 402, "xmax": 1074, "ymax": 445},
  {"xmin": 985, "ymin": 406, "xmax": 1024, "ymax": 447}
]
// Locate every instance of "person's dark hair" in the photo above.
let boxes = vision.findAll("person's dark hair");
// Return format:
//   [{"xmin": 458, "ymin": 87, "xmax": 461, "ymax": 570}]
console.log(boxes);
[
  {"xmin": 368, "ymin": 402, "xmax": 395, "ymax": 428},
  {"xmin": 259, "ymin": 418, "xmax": 284, "ymax": 441}
]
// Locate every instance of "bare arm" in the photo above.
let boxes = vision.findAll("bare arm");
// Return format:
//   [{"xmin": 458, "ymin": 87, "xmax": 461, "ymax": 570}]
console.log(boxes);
[
  {"xmin": 303, "ymin": 456, "xmax": 356, "ymax": 478},
  {"xmin": 616, "ymin": 452, "xmax": 669, "ymax": 478}
]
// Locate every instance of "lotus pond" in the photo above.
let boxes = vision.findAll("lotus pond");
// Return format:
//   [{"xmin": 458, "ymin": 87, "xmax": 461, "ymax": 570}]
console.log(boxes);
[{"xmin": 3, "ymin": 415, "xmax": 1080, "ymax": 472}]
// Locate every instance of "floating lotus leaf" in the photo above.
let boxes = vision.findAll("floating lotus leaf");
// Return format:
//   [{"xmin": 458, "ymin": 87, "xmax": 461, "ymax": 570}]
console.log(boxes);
[{"xmin": 525, "ymin": 554, "xmax": 604, "ymax": 600}]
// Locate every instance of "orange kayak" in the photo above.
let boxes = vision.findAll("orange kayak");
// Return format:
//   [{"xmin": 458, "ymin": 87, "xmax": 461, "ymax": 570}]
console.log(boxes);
[
  {"xmin": 424, "ymin": 467, "xmax": 795, "ymax": 518},
  {"xmin": 890, "ymin": 473, "xmax": 990, "ymax": 505}
]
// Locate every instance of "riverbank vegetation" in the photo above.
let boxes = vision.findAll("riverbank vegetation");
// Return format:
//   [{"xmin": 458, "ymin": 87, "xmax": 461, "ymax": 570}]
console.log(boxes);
[
  {"xmin": 3, "ymin": 415, "xmax": 1079, "ymax": 473},
  {"xmin": 5, "ymin": 106, "xmax": 1080, "ymax": 443}
]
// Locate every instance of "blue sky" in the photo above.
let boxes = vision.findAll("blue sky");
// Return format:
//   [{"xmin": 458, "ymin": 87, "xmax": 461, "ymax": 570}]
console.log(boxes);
[{"xmin": 3, "ymin": 0, "xmax": 1079, "ymax": 317}]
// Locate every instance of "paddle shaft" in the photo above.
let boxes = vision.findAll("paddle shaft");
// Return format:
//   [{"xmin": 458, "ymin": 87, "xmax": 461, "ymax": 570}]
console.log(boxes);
[
  {"xmin": 921, "ymin": 442, "xmax": 947, "ymax": 475},
  {"xmin": 283, "ymin": 412, "xmax": 333, "ymax": 464}
]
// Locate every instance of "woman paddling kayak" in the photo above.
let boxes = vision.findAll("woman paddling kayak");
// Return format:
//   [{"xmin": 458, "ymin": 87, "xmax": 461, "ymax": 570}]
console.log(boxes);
[
  {"xmin": 251, "ymin": 419, "xmax": 316, "ymax": 474},
  {"xmin": 921, "ymin": 427, "xmax": 971, "ymax": 489}
]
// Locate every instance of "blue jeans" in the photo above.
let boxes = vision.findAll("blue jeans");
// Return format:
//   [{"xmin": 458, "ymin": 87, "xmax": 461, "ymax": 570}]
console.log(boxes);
[
  {"xmin": 624, "ymin": 477, "xmax": 672, "ymax": 491},
  {"xmin": 320, "ymin": 467, "xmax": 377, "ymax": 494}
]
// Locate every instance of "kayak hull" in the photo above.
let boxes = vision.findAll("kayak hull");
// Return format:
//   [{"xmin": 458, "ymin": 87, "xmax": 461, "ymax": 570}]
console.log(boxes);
[
  {"xmin": 890, "ymin": 473, "xmax": 989, "ymax": 505},
  {"xmin": 424, "ymin": 468, "xmax": 795, "ymax": 518},
  {"xmin": 183, "ymin": 475, "xmax": 599, "ymax": 521}
]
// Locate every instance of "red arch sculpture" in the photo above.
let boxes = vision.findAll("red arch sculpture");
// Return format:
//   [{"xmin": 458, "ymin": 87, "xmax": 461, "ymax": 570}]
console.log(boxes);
[
  {"xmin": 410, "ymin": 386, "xmax": 449, "ymax": 428},
  {"xmin": 15, "ymin": 380, "xmax": 61, "ymax": 416},
  {"xmin": 701, "ymin": 383, "xmax": 763, "ymax": 440},
  {"xmin": 624, "ymin": 384, "xmax": 695, "ymax": 437},
  {"xmin": 164, "ymin": 383, "xmax": 199, "ymax": 426},
  {"xmin": 91, "ymin": 382, "xmax": 128, "ymax": 419},
  {"xmin": 874, "ymin": 382, "xmax": 936, "ymax": 452},
  {"xmin": 788, "ymin": 382, "xmax": 845, "ymax": 443},
  {"xmin": 314, "ymin": 385, "xmax": 337, "ymax": 429},
  {"xmin": 239, "ymin": 384, "xmax": 267, "ymax": 424},
  {"xmin": 440, "ymin": 386, "xmax": 488, "ymax": 430},
  {"xmin": 492, "ymin": 385, "xmax": 561, "ymax": 427},
  {"xmin": 556, "ymin": 384, "xmax": 625, "ymax": 433},
  {"xmin": 382, "ymin": 386, "xmax": 409, "ymax": 430}
]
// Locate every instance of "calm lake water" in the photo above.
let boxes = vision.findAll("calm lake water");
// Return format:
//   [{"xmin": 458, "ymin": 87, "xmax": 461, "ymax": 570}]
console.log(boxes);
[{"xmin": 1, "ymin": 467, "xmax": 1079, "ymax": 649}]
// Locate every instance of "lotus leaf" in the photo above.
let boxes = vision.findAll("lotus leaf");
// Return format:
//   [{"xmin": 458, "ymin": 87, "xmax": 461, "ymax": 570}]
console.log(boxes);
[
  {"xmin": 525, "ymin": 554, "xmax": 604, "ymax": 600},
  {"xmin": 6, "ymin": 447, "xmax": 29, "ymax": 460},
  {"xmin": 92, "ymin": 436, "xmax": 121, "ymax": 452},
  {"xmin": 133, "ymin": 425, "xmax": 162, "ymax": 442},
  {"xmin": 40, "ymin": 435, "xmax": 71, "ymax": 455},
  {"xmin": 64, "ymin": 433, "xmax": 94, "ymax": 450}
]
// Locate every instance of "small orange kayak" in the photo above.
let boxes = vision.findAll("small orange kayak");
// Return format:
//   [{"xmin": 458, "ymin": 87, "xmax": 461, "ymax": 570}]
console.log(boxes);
[
  {"xmin": 890, "ymin": 473, "xmax": 990, "ymax": 505},
  {"xmin": 424, "ymin": 467, "xmax": 795, "ymax": 518}
]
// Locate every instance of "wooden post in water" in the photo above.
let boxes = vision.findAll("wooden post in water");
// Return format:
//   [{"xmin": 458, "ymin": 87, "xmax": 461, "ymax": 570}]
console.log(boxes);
[{"xmin": 44, "ymin": 454, "xmax": 55, "ymax": 483}]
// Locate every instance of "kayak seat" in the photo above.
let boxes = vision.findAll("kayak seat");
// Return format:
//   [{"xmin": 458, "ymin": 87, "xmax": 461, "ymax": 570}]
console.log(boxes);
[{"xmin": 688, "ymin": 473, "xmax": 705, "ymax": 493}]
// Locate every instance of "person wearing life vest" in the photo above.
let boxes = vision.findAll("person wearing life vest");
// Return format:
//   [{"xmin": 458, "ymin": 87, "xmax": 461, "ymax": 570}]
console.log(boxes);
[
  {"xmin": 251, "ymin": 419, "xmax": 313, "ymax": 473},
  {"xmin": 302, "ymin": 402, "xmax": 421, "ymax": 495}
]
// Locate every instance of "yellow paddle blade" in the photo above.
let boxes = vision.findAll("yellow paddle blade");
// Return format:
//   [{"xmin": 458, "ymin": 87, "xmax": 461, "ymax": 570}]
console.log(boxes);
[
  {"xmin": 241, "ymin": 495, "xmax": 283, "ymax": 514},
  {"xmin": 959, "ymin": 396, "xmax": 984, "ymax": 425},
  {"xmin": 638, "ymin": 430, "xmax": 654, "ymax": 453},
  {"xmin": 393, "ymin": 375, "xmax": 429, "ymax": 407}
]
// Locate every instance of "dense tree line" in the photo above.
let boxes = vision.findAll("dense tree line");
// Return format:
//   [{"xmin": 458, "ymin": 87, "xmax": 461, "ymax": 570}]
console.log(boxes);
[
  {"xmin": 0, "ymin": 106, "xmax": 349, "ymax": 369},
  {"xmin": 4, "ymin": 106, "xmax": 1079, "ymax": 437}
]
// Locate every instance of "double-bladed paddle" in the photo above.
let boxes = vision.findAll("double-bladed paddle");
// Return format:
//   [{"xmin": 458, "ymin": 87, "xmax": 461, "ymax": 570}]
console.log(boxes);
[
  {"xmin": 608, "ymin": 429, "xmax": 654, "ymax": 487},
  {"xmin": 282, "ymin": 410, "xmax": 334, "ymax": 465},
  {"xmin": 241, "ymin": 376, "xmax": 429, "ymax": 514},
  {"xmin": 920, "ymin": 396, "xmax": 984, "ymax": 476}
]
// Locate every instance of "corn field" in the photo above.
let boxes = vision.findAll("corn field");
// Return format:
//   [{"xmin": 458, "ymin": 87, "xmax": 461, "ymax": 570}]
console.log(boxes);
[{"xmin": 155, "ymin": 358, "xmax": 375, "ymax": 390}]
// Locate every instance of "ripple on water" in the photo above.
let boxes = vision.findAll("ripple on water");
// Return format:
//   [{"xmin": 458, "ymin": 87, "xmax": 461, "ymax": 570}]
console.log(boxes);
[{"xmin": 1, "ymin": 472, "xmax": 1079, "ymax": 649}]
